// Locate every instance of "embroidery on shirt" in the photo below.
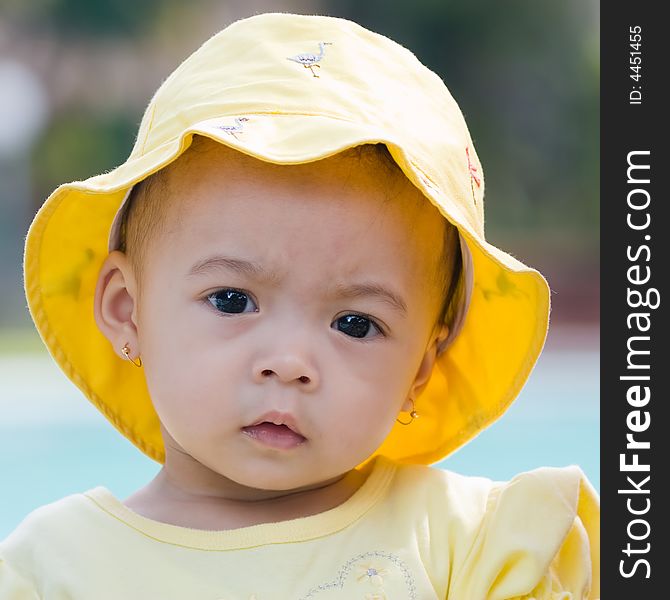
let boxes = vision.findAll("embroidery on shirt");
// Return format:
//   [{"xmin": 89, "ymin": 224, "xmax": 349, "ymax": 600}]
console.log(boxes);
[
  {"xmin": 287, "ymin": 42, "xmax": 333, "ymax": 78},
  {"xmin": 298, "ymin": 550, "xmax": 417, "ymax": 599},
  {"xmin": 216, "ymin": 117, "xmax": 249, "ymax": 140},
  {"xmin": 356, "ymin": 563, "xmax": 387, "ymax": 587}
]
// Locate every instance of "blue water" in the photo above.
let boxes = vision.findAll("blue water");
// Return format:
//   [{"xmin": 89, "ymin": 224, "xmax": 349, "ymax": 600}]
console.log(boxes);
[{"xmin": 0, "ymin": 347, "xmax": 599, "ymax": 539}]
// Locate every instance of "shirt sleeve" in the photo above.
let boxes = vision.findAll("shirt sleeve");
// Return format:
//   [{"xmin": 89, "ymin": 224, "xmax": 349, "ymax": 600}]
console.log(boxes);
[
  {"xmin": 0, "ymin": 558, "xmax": 41, "ymax": 600},
  {"xmin": 447, "ymin": 466, "xmax": 600, "ymax": 600}
]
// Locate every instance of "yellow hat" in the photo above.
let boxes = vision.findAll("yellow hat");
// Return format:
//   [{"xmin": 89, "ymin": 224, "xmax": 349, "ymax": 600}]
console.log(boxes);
[{"xmin": 23, "ymin": 12, "xmax": 549, "ymax": 467}]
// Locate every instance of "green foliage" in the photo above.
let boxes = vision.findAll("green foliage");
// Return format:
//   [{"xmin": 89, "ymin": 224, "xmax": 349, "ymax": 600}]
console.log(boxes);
[
  {"xmin": 30, "ymin": 112, "xmax": 136, "ymax": 208},
  {"xmin": 6, "ymin": 0, "xmax": 166, "ymax": 37}
]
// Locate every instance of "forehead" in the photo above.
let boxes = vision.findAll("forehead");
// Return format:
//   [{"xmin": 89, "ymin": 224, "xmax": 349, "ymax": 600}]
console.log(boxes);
[
  {"xmin": 161, "ymin": 137, "xmax": 436, "ymax": 221},
  {"xmin": 151, "ymin": 138, "xmax": 445, "ymax": 282}
]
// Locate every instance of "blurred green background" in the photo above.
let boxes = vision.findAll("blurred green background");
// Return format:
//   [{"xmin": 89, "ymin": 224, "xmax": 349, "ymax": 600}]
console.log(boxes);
[
  {"xmin": 0, "ymin": 0, "xmax": 599, "ymax": 334},
  {"xmin": 0, "ymin": 0, "xmax": 599, "ymax": 535}
]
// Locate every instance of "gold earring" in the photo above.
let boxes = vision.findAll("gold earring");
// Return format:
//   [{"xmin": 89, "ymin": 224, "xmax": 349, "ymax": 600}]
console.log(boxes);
[
  {"xmin": 396, "ymin": 397, "xmax": 418, "ymax": 425},
  {"xmin": 121, "ymin": 343, "xmax": 142, "ymax": 368}
]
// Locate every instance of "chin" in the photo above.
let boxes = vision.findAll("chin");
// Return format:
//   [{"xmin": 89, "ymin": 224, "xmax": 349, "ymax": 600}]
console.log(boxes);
[{"xmin": 220, "ymin": 460, "xmax": 313, "ymax": 491}]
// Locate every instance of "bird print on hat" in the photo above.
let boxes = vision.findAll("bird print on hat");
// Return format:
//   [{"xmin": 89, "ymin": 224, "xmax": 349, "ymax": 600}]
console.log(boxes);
[
  {"xmin": 287, "ymin": 42, "xmax": 333, "ymax": 77},
  {"xmin": 217, "ymin": 117, "xmax": 249, "ymax": 140}
]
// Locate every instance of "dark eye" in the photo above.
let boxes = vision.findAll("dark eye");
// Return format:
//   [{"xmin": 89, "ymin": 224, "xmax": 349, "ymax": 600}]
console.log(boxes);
[
  {"xmin": 333, "ymin": 314, "xmax": 383, "ymax": 340},
  {"xmin": 206, "ymin": 289, "xmax": 258, "ymax": 315}
]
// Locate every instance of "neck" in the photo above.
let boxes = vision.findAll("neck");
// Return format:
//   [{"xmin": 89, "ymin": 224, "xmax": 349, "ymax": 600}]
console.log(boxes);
[{"xmin": 123, "ymin": 456, "xmax": 374, "ymax": 530}]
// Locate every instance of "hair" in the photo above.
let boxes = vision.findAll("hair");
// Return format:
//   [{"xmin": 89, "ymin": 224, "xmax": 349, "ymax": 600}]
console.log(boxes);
[{"xmin": 118, "ymin": 139, "xmax": 462, "ymax": 342}]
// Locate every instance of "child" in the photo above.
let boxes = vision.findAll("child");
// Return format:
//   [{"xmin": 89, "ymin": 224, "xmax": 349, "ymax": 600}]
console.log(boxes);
[{"xmin": 1, "ymin": 12, "xmax": 599, "ymax": 599}]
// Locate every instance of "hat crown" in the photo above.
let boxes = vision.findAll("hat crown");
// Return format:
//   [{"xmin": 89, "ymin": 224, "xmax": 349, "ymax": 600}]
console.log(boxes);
[{"xmin": 131, "ymin": 12, "xmax": 484, "ymax": 234}]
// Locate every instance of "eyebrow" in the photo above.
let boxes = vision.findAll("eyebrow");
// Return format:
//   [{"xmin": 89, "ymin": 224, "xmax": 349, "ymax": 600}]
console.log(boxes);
[
  {"xmin": 187, "ymin": 255, "xmax": 282, "ymax": 285},
  {"xmin": 186, "ymin": 254, "xmax": 408, "ymax": 316},
  {"xmin": 331, "ymin": 281, "xmax": 408, "ymax": 316}
]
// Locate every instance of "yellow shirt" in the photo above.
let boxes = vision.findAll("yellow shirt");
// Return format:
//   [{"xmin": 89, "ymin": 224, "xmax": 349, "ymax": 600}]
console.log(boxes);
[{"xmin": 0, "ymin": 455, "xmax": 599, "ymax": 599}]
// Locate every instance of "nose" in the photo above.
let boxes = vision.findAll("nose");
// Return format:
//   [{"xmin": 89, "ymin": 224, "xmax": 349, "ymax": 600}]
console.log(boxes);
[{"xmin": 253, "ymin": 354, "xmax": 319, "ymax": 388}]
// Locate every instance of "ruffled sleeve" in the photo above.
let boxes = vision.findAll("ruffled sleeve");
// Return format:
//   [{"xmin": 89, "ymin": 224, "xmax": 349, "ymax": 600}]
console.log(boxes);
[
  {"xmin": 0, "ymin": 558, "xmax": 40, "ymax": 599},
  {"xmin": 448, "ymin": 466, "xmax": 599, "ymax": 600}
]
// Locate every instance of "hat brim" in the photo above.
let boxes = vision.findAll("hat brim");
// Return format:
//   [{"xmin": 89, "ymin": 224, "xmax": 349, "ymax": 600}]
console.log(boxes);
[{"xmin": 24, "ymin": 114, "xmax": 549, "ymax": 466}]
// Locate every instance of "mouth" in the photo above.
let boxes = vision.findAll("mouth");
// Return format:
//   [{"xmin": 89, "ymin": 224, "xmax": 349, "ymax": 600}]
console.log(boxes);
[
  {"xmin": 241, "ymin": 422, "xmax": 307, "ymax": 449},
  {"xmin": 241, "ymin": 411, "xmax": 307, "ymax": 450}
]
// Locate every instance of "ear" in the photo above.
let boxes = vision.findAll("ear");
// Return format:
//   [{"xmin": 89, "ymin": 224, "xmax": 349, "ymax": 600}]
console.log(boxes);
[
  {"xmin": 401, "ymin": 322, "xmax": 450, "ymax": 412},
  {"xmin": 93, "ymin": 250, "xmax": 140, "ymax": 362}
]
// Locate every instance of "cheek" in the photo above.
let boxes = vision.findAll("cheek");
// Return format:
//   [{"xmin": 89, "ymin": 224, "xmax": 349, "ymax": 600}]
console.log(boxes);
[
  {"xmin": 139, "ymin": 321, "xmax": 246, "ymax": 437},
  {"xmin": 145, "ymin": 368, "xmax": 234, "ymax": 443},
  {"xmin": 320, "ymin": 357, "xmax": 413, "ymax": 447}
]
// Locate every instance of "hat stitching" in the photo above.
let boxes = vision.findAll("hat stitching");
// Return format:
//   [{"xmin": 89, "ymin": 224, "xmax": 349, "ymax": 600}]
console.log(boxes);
[{"xmin": 138, "ymin": 103, "xmax": 157, "ymax": 155}]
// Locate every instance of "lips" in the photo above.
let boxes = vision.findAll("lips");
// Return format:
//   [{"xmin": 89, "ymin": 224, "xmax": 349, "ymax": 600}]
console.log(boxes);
[
  {"xmin": 241, "ymin": 410, "xmax": 307, "ymax": 450},
  {"xmin": 245, "ymin": 410, "xmax": 304, "ymax": 437}
]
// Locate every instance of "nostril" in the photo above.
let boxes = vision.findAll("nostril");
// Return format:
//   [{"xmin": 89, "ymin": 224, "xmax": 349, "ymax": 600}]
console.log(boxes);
[{"xmin": 259, "ymin": 369, "xmax": 310, "ymax": 383}]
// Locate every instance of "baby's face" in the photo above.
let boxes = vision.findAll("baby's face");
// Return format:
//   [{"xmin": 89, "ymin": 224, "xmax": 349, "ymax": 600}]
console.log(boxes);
[{"xmin": 110, "ymin": 140, "xmax": 447, "ymax": 491}]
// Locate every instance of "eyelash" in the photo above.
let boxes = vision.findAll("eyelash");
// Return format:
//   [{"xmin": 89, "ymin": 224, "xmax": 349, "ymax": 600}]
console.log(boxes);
[{"xmin": 203, "ymin": 288, "xmax": 386, "ymax": 340}]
